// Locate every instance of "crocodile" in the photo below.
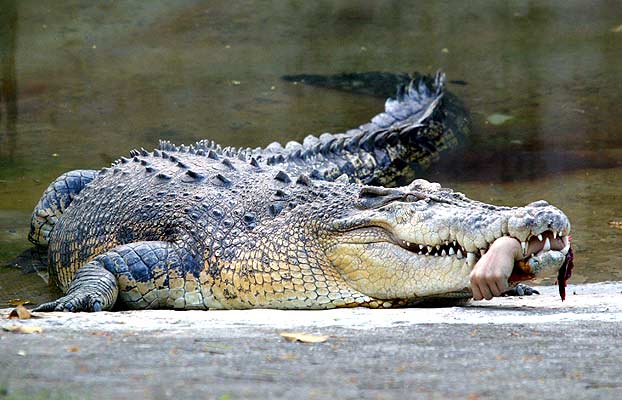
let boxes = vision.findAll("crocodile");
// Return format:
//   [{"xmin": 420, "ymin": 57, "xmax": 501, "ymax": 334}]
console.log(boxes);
[{"xmin": 28, "ymin": 73, "xmax": 572, "ymax": 311}]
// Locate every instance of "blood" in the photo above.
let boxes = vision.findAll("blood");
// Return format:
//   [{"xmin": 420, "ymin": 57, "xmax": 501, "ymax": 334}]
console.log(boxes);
[{"xmin": 557, "ymin": 247, "xmax": 574, "ymax": 301}]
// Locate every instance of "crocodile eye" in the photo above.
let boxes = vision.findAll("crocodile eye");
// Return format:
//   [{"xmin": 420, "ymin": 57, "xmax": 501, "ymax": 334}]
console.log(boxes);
[
  {"xmin": 404, "ymin": 194, "xmax": 419, "ymax": 202},
  {"xmin": 357, "ymin": 187, "xmax": 429, "ymax": 209},
  {"xmin": 357, "ymin": 186, "xmax": 405, "ymax": 209}
]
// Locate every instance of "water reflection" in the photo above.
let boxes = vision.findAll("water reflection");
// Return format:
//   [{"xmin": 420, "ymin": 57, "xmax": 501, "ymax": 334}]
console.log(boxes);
[
  {"xmin": 0, "ymin": 0, "xmax": 18, "ymax": 159},
  {"xmin": 0, "ymin": 1, "xmax": 619, "ymax": 295}
]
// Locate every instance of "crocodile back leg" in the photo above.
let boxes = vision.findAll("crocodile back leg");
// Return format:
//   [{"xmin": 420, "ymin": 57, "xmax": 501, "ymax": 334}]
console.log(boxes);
[{"xmin": 29, "ymin": 169, "xmax": 98, "ymax": 246}]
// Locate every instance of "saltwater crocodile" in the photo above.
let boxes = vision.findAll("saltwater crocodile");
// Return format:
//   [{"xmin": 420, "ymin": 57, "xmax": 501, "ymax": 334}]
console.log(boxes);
[{"xmin": 28, "ymin": 73, "xmax": 572, "ymax": 311}]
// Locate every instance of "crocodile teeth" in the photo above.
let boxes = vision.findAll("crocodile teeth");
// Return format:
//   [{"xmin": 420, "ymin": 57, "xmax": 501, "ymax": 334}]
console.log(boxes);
[
  {"xmin": 466, "ymin": 252, "xmax": 476, "ymax": 267},
  {"xmin": 560, "ymin": 240, "xmax": 571, "ymax": 255},
  {"xmin": 553, "ymin": 231, "xmax": 558, "ymax": 239},
  {"xmin": 537, "ymin": 234, "xmax": 543, "ymax": 241},
  {"xmin": 456, "ymin": 249, "xmax": 463, "ymax": 259},
  {"xmin": 441, "ymin": 249, "xmax": 446, "ymax": 256},
  {"xmin": 448, "ymin": 247, "xmax": 455, "ymax": 256},
  {"xmin": 542, "ymin": 237, "xmax": 551, "ymax": 252},
  {"xmin": 521, "ymin": 241, "xmax": 527, "ymax": 256},
  {"xmin": 436, "ymin": 245, "xmax": 441, "ymax": 250},
  {"xmin": 427, "ymin": 245, "xmax": 433, "ymax": 252},
  {"xmin": 480, "ymin": 249, "xmax": 486, "ymax": 256}
]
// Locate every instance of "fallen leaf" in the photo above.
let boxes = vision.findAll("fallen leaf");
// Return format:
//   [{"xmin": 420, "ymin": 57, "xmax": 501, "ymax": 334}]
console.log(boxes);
[
  {"xmin": 522, "ymin": 354, "xmax": 544, "ymax": 362},
  {"xmin": 203, "ymin": 342, "xmax": 232, "ymax": 350},
  {"xmin": 7, "ymin": 305, "xmax": 32, "ymax": 320},
  {"xmin": 8, "ymin": 299, "xmax": 31, "ymax": 306},
  {"xmin": 2, "ymin": 324, "xmax": 43, "ymax": 334},
  {"xmin": 611, "ymin": 24, "xmax": 622, "ymax": 33},
  {"xmin": 67, "ymin": 346, "xmax": 80, "ymax": 353},
  {"xmin": 280, "ymin": 332, "xmax": 329, "ymax": 343},
  {"xmin": 608, "ymin": 220, "xmax": 622, "ymax": 230},
  {"xmin": 90, "ymin": 331, "xmax": 111, "ymax": 337},
  {"xmin": 486, "ymin": 113, "xmax": 514, "ymax": 125}
]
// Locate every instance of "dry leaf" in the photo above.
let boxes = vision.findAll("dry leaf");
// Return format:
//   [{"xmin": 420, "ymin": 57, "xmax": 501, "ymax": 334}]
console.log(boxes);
[
  {"xmin": 280, "ymin": 332, "xmax": 329, "ymax": 343},
  {"xmin": 611, "ymin": 24, "xmax": 622, "ymax": 33},
  {"xmin": 90, "ymin": 331, "xmax": 111, "ymax": 337},
  {"xmin": 8, "ymin": 299, "xmax": 31, "ymax": 306},
  {"xmin": 67, "ymin": 346, "xmax": 80, "ymax": 353},
  {"xmin": 2, "ymin": 324, "xmax": 43, "ymax": 334},
  {"xmin": 7, "ymin": 305, "xmax": 32, "ymax": 320}
]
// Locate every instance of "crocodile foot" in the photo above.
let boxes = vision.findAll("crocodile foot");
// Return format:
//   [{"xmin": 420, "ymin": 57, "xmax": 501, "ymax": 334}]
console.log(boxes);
[
  {"xmin": 33, "ymin": 291, "xmax": 105, "ymax": 312},
  {"xmin": 32, "ymin": 262, "xmax": 118, "ymax": 312},
  {"xmin": 502, "ymin": 283, "xmax": 540, "ymax": 297}
]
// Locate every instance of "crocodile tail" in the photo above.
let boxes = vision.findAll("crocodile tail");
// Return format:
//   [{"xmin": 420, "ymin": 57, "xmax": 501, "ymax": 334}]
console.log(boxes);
[
  {"xmin": 282, "ymin": 71, "xmax": 413, "ymax": 99},
  {"xmin": 263, "ymin": 71, "xmax": 469, "ymax": 185},
  {"xmin": 29, "ymin": 170, "xmax": 98, "ymax": 246},
  {"xmin": 348, "ymin": 70, "xmax": 446, "ymax": 140},
  {"xmin": 160, "ymin": 71, "xmax": 469, "ymax": 186},
  {"xmin": 257, "ymin": 71, "xmax": 445, "ymax": 157}
]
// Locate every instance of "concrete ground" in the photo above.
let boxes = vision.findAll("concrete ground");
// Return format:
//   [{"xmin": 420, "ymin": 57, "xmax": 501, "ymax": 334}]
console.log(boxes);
[{"xmin": 1, "ymin": 282, "xmax": 621, "ymax": 400}]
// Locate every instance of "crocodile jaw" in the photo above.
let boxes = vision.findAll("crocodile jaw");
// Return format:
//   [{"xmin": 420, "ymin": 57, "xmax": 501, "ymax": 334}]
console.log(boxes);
[
  {"xmin": 326, "ymin": 237, "xmax": 472, "ymax": 299},
  {"xmin": 327, "ymin": 179, "xmax": 571, "ymax": 301}
]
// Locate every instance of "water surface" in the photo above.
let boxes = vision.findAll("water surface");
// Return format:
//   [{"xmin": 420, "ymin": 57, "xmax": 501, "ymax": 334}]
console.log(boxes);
[{"xmin": 1, "ymin": 1, "xmax": 621, "ymax": 305}]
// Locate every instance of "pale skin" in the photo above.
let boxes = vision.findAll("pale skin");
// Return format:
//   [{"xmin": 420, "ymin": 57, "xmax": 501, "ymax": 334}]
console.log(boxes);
[
  {"xmin": 470, "ymin": 234, "xmax": 566, "ymax": 300},
  {"xmin": 469, "ymin": 236, "xmax": 522, "ymax": 301}
]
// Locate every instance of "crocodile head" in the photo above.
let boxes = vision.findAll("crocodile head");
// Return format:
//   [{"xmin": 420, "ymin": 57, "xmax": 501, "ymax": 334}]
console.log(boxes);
[{"xmin": 326, "ymin": 179, "xmax": 571, "ymax": 301}]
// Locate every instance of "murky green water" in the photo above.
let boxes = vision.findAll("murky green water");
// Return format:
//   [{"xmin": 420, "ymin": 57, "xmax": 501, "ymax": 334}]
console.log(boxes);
[{"xmin": 1, "ymin": 1, "xmax": 621, "ymax": 305}]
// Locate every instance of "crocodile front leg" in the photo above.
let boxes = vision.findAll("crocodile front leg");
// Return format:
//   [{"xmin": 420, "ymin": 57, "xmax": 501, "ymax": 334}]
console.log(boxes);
[
  {"xmin": 34, "ymin": 241, "xmax": 206, "ymax": 312},
  {"xmin": 33, "ymin": 262, "xmax": 118, "ymax": 312}
]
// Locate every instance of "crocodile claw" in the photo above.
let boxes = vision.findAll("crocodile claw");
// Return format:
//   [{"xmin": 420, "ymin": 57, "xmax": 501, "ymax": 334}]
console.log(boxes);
[
  {"xmin": 502, "ymin": 283, "xmax": 540, "ymax": 297},
  {"xmin": 33, "ymin": 292, "xmax": 105, "ymax": 312}
]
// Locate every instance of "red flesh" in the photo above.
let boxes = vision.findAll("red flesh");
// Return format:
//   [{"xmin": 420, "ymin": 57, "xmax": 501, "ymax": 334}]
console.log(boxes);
[{"xmin": 557, "ymin": 246, "xmax": 574, "ymax": 301}]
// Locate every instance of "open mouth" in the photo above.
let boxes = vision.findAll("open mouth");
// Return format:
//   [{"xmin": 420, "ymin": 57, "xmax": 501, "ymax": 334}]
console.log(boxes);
[
  {"xmin": 507, "ymin": 230, "xmax": 571, "ymax": 281},
  {"xmin": 391, "ymin": 228, "xmax": 572, "ymax": 295},
  {"xmin": 393, "ymin": 237, "xmax": 467, "ymax": 259},
  {"xmin": 393, "ymin": 229, "xmax": 570, "ymax": 265}
]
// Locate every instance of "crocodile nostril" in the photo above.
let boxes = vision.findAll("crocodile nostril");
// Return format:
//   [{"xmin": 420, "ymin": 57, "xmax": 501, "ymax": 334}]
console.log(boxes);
[{"xmin": 527, "ymin": 200, "xmax": 550, "ymax": 208}]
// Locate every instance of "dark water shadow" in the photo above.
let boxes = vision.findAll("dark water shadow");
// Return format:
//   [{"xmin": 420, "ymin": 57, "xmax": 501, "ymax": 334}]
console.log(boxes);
[
  {"xmin": 429, "ymin": 145, "xmax": 622, "ymax": 183},
  {"xmin": 0, "ymin": 0, "xmax": 18, "ymax": 159}
]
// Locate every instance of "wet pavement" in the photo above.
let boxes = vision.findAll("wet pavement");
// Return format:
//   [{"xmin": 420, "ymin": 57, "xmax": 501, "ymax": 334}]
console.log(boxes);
[{"xmin": 1, "ymin": 282, "xmax": 621, "ymax": 399}]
